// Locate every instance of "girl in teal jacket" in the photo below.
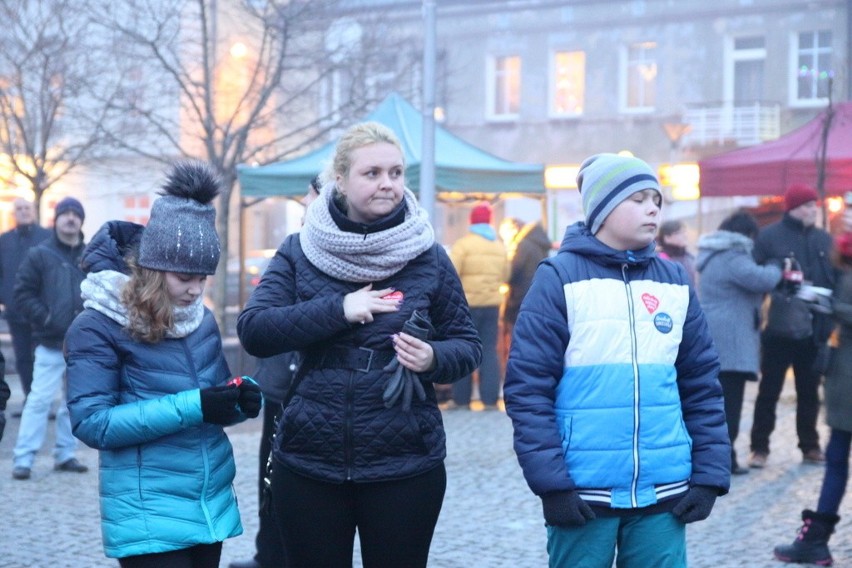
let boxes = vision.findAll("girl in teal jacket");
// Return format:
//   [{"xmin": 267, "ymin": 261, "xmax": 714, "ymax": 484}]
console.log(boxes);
[{"xmin": 65, "ymin": 162, "xmax": 261, "ymax": 567}]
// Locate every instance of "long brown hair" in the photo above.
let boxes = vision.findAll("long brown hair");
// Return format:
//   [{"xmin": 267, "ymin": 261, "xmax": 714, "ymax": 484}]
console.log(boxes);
[{"xmin": 121, "ymin": 257, "xmax": 174, "ymax": 343}]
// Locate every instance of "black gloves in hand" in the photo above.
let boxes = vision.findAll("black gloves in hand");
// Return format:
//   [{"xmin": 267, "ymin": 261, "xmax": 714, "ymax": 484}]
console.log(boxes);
[
  {"xmin": 541, "ymin": 491, "xmax": 595, "ymax": 527},
  {"xmin": 382, "ymin": 310, "xmax": 434, "ymax": 411},
  {"xmin": 200, "ymin": 385, "xmax": 240, "ymax": 424},
  {"xmin": 382, "ymin": 358, "xmax": 426, "ymax": 411},
  {"xmin": 236, "ymin": 380, "xmax": 262, "ymax": 418},
  {"xmin": 672, "ymin": 485, "xmax": 718, "ymax": 523}
]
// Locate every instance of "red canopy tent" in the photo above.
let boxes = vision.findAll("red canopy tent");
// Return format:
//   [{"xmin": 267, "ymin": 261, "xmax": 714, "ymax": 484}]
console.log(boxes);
[{"xmin": 698, "ymin": 102, "xmax": 852, "ymax": 197}]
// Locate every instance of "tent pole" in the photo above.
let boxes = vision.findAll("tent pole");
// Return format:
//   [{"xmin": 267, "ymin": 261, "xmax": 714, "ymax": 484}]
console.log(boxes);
[
  {"xmin": 420, "ymin": 0, "xmax": 437, "ymax": 230},
  {"xmin": 238, "ymin": 196, "xmax": 247, "ymax": 310}
]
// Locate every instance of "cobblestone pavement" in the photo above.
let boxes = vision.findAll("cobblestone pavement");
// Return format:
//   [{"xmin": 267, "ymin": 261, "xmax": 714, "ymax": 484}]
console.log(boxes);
[{"xmin": 1, "ymin": 373, "xmax": 850, "ymax": 568}]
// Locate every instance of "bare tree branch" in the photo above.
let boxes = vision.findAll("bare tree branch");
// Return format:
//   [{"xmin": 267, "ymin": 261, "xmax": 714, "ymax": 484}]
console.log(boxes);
[
  {"xmin": 88, "ymin": 0, "xmax": 424, "ymax": 326},
  {"xmin": 0, "ymin": 0, "xmax": 127, "ymax": 217}
]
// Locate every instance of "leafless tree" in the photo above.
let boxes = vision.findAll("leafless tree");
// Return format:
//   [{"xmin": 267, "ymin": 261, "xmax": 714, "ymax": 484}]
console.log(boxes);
[
  {"xmin": 0, "ymin": 0, "xmax": 124, "ymax": 218},
  {"xmin": 91, "ymin": 0, "xmax": 423, "ymax": 325}
]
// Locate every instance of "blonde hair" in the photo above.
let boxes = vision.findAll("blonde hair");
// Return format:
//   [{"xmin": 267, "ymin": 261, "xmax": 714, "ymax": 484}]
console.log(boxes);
[
  {"xmin": 121, "ymin": 257, "xmax": 174, "ymax": 343},
  {"xmin": 324, "ymin": 122, "xmax": 405, "ymax": 212}
]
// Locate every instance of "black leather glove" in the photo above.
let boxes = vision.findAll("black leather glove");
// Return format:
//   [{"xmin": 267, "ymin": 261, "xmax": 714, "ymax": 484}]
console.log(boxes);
[
  {"xmin": 200, "ymin": 385, "xmax": 240, "ymax": 425},
  {"xmin": 541, "ymin": 491, "xmax": 595, "ymax": 527},
  {"xmin": 236, "ymin": 380, "xmax": 262, "ymax": 418},
  {"xmin": 0, "ymin": 409, "xmax": 5, "ymax": 442},
  {"xmin": 382, "ymin": 311, "xmax": 433, "ymax": 411},
  {"xmin": 672, "ymin": 485, "xmax": 718, "ymax": 523}
]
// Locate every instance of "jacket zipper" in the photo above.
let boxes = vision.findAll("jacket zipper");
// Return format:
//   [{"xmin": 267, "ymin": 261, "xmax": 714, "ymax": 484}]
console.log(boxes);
[
  {"xmin": 622, "ymin": 263, "xmax": 641, "ymax": 508},
  {"xmin": 182, "ymin": 340, "xmax": 217, "ymax": 539},
  {"xmin": 344, "ymin": 370, "xmax": 356, "ymax": 480}
]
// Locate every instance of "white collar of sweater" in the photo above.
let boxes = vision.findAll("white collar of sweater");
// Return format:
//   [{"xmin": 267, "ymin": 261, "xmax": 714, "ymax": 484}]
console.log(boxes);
[{"xmin": 81, "ymin": 270, "xmax": 204, "ymax": 339}]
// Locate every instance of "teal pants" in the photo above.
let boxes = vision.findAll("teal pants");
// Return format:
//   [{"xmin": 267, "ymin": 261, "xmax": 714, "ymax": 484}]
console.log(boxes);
[{"xmin": 547, "ymin": 512, "xmax": 686, "ymax": 568}]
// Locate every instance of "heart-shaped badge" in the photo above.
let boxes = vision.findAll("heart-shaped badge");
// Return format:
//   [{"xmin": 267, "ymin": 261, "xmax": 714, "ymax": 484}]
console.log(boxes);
[
  {"xmin": 641, "ymin": 293, "xmax": 659, "ymax": 314},
  {"xmin": 382, "ymin": 290, "xmax": 404, "ymax": 301}
]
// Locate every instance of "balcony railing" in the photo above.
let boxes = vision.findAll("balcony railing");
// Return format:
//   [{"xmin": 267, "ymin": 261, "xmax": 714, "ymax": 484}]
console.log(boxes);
[{"xmin": 683, "ymin": 102, "xmax": 780, "ymax": 147}]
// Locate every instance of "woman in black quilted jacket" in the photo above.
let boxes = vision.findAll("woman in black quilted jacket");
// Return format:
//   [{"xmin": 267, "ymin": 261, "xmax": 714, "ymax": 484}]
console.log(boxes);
[{"xmin": 237, "ymin": 121, "xmax": 481, "ymax": 568}]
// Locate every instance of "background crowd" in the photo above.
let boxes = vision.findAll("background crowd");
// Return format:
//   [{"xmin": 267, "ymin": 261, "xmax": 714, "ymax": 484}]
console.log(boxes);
[{"xmin": 0, "ymin": 136, "xmax": 849, "ymax": 566}]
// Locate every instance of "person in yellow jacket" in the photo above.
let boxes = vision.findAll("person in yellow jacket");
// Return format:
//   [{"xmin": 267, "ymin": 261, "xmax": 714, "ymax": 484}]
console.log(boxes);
[{"xmin": 449, "ymin": 202, "xmax": 508, "ymax": 409}]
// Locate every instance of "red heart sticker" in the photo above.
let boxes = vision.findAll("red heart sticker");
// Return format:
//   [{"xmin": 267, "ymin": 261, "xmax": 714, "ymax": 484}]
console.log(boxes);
[
  {"xmin": 641, "ymin": 293, "xmax": 659, "ymax": 314},
  {"xmin": 383, "ymin": 290, "xmax": 404, "ymax": 301}
]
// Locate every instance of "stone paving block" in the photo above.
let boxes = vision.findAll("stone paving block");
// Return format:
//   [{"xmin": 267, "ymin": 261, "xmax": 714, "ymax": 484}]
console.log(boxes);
[{"xmin": 1, "ymin": 375, "xmax": 850, "ymax": 567}]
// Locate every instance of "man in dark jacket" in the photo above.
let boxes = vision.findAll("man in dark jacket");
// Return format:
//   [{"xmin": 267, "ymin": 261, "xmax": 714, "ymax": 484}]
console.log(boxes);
[
  {"xmin": 749, "ymin": 184, "xmax": 838, "ymax": 469},
  {"xmin": 0, "ymin": 198, "xmax": 51, "ymax": 401},
  {"xmin": 11, "ymin": 197, "xmax": 88, "ymax": 480}
]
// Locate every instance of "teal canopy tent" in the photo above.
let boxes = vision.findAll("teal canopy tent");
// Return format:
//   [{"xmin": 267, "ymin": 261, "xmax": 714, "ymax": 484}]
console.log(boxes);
[{"xmin": 236, "ymin": 92, "xmax": 545, "ymax": 199}]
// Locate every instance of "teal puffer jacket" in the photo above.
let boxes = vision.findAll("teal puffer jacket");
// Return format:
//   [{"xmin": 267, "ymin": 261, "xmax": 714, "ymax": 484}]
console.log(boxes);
[{"xmin": 65, "ymin": 308, "xmax": 243, "ymax": 558}]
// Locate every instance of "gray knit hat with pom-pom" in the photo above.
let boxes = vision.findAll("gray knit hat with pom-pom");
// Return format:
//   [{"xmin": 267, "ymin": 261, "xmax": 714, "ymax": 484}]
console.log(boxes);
[{"xmin": 138, "ymin": 160, "xmax": 222, "ymax": 275}]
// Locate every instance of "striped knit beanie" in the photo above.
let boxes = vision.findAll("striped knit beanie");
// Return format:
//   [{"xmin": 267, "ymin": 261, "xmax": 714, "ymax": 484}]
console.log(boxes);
[{"xmin": 577, "ymin": 153, "xmax": 661, "ymax": 235}]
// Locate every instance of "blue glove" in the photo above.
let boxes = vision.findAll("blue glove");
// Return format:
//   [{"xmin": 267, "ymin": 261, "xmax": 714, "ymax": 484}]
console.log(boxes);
[
  {"xmin": 672, "ymin": 485, "xmax": 718, "ymax": 523},
  {"xmin": 541, "ymin": 491, "xmax": 595, "ymax": 527}
]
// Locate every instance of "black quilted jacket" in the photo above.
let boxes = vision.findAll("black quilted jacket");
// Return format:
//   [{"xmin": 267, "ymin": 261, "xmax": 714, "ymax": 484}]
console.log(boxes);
[{"xmin": 237, "ymin": 233, "xmax": 481, "ymax": 483}]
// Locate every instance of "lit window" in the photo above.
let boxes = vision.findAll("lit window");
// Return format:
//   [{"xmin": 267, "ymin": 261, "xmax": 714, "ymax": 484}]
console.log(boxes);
[
  {"xmin": 796, "ymin": 30, "xmax": 833, "ymax": 102},
  {"xmin": 489, "ymin": 55, "xmax": 521, "ymax": 118},
  {"xmin": 552, "ymin": 51, "xmax": 585, "ymax": 116},
  {"xmin": 624, "ymin": 42, "xmax": 656, "ymax": 111}
]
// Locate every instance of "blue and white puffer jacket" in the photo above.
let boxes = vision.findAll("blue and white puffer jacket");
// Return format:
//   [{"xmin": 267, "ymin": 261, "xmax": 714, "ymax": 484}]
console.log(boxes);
[
  {"xmin": 65, "ymin": 221, "xmax": 244, "ymax": 558},
  {"xmin": 504, "ymin": 222, "xmax": 730, "ymax": 510},
  {"xmin": 238, "ymin": 233, "xmax": 481, "ymax": 483}
]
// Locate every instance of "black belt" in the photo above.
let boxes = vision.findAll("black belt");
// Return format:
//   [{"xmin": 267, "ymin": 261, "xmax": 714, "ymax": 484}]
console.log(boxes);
[{"xmin": 316, "ymin": 346, "xmax": 396, "ymax": 373}]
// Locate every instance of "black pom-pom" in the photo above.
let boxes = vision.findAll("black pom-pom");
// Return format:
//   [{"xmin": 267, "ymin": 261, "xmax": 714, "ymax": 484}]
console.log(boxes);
[{"xmin": 160, "ymin": 160, "xmax": 220, "ymax": 204}]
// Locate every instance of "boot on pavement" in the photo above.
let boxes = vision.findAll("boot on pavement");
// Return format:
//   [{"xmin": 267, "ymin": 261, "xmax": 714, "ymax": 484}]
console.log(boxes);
[{"xmin": 773, "ymin": 509, "xmax": 840, "ymax": 566}]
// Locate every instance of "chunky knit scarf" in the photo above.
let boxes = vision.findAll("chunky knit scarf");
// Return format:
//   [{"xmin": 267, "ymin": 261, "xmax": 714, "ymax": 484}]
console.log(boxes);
[
  {"xmin": 300, "ymin": 186, "xmax": 435, "ymax": 282},
  {"xmin": 81, "ymin": 270, "xmax": 204, "ymax": 339}
]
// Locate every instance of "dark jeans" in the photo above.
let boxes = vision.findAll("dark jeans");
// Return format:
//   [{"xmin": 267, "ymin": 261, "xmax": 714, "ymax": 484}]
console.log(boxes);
[
  {"xmin": 452, "ymin": 306, "xmax": 500, "ymax": 405},
  {"xmin": 719, "ymin": 371, "xmax": 753, "ymax": 469},
  {"xmin": 272, "ymin": 461, "xmax": 446, "ymax": 568},
  {"xmin": 118, "ymin": 542, "xmax": 221, "ymax": 568},
  {"xmin": 255, "ymin": 401, "xmax": 286, "ymax": 567},
  {"xmin": 817, "ymin": 429, "xmax": 851, "ymax": 515},
  {"xmin": 8, "ymin": 319, "xmax": 35, "ymax": 396},
  {"xmin": 751, "ymin": 334, "xmax": 821, "ymax": 455}
]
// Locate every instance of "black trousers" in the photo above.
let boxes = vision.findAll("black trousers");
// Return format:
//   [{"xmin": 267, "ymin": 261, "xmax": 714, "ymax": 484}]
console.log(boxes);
[
  {"xmin": 118, "ymin": 542, "xmax": 221, "ymax": 568},
  {"xmin": 8, "ymin": 319, "xmax": 35, "ymax": 396},
  {"xmin": 718, "ymin": 371, "xmax": 753, "ymax": 468},
  {"xmin": 751, "ymin": 334, "xmax": 821, "ymax": 455},
  {"xmin": 272, "ymin": 461, "xmax": 446, "ymax": 568},
  {"xmin": 254, "ymin": 401, "xmax": 286, "ymax": 568}
]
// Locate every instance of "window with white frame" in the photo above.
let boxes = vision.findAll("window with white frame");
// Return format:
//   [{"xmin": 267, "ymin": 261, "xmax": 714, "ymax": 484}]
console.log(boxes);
[
  {"xmin": 551, "ymin": 51, "xmax": 585, "ymax": 116},
  {"xmin": 794, "ymin": 30, "xmax": 833, "ymax": 103},
  {"xmin": 623, "ymin": 42, "xmax": 656, "ymax": 112},
  {"xmin": 728, "ymin": 36, "xmax": 765, "ymax": 104},
  {"xmin": 488, "ymin": 55, "xmax": 521, "ymax": 119}
]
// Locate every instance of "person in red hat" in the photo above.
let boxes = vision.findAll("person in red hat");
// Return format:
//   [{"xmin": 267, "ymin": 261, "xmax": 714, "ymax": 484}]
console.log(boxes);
[
  {"xmin": 448, "ymin": 202, "xmax": 508, "ymax": 410},
  {"xmin": 748, "ymin": 183, "xmax": 838, "ymax": 469}
]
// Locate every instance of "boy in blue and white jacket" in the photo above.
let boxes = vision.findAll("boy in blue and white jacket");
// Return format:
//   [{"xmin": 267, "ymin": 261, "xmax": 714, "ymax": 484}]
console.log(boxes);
[{"xmin": 504, "ymin": 154, "xmax": 730, "ymax": 567}]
